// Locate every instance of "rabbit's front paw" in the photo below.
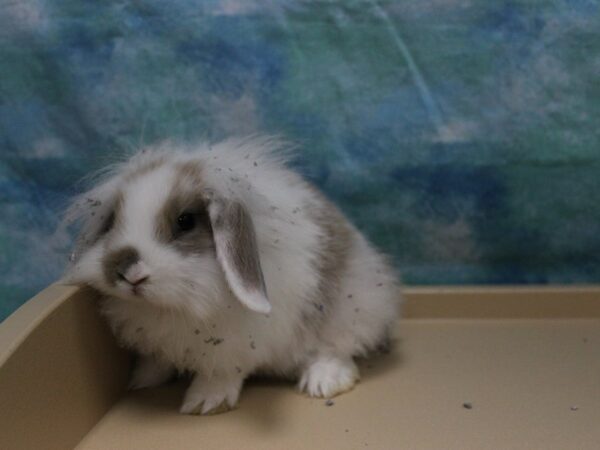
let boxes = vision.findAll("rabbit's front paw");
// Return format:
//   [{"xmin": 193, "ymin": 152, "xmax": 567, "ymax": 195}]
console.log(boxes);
[
  {"xmin": 299, "ymin": 355, "xmax": 359, "ymax": 398},
  {"xmin": 180, "ymin": 374, "xmax": 243, "ymax": 415}
]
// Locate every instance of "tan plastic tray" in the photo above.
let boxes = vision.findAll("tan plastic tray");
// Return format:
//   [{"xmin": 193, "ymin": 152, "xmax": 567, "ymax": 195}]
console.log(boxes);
[{"xmin": 1, "ymin": 284, "xmax": 599, "ymax": 450}]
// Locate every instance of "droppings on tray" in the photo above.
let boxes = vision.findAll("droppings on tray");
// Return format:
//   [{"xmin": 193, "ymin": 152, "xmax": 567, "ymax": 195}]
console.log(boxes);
[
  {"xmin": 325, "ymin": 399, "xmax": 335, "ymax": 407},
  {"xmin": 204, "ymin": 337, "xmax": 224, "ymax": 345},
  {"xmin": 463, "ymin": 402, "xmax": 473, "ymax": 409},
  {"xmin": 570, "ymin": 406, "xmax": 579, "ymax": 411}
]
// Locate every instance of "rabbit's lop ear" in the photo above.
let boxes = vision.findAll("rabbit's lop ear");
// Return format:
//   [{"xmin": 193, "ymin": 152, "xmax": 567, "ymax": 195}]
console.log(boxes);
[{"xmin": 206, "ymin": 196, "xmax": 271, "ymax": 314}]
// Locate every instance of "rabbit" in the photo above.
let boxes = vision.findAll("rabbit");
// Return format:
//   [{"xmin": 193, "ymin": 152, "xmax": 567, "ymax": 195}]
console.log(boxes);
[{"xmin": 62, "ymin": 136, "xmax": 401, "ymax": 415}]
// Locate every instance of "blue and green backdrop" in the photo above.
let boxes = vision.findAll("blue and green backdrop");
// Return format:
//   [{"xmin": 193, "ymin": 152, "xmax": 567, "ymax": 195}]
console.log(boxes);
[{"xmin": 1, "ymin": 1, "xmax": 599, "ymax": 320}]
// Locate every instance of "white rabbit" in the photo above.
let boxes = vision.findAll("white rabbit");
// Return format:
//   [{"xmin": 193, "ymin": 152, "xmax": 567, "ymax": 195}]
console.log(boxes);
[{"xmin": 63, "ymin": 136, "xmax": 401, "ymax": 415}]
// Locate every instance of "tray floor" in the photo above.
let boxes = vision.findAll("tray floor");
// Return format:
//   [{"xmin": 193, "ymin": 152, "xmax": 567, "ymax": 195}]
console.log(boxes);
[{"xmin": 77, "ymin": 319, "xmax": 600, "ymax": 450}]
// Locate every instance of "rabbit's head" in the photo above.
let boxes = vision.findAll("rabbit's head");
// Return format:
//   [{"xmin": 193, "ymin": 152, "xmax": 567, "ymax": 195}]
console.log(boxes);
[{"xmin": 64, "ymin": 150, "xmax": 271, "ymax": 316}]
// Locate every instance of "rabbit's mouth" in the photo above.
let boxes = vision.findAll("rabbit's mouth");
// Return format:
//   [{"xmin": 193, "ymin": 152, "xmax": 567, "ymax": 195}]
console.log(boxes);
[
  {"xmin": 131, "ymin": 284, "xmax": 144, "ymax": 296},
  {"xmin": 110, "ymin": 278, "xmax": 150, "ymax": 301}
]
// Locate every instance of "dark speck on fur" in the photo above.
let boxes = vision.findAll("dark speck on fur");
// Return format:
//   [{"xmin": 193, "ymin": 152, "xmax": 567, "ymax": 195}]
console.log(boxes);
[
  {"xmin": 250, "ymin": 341, "xmax": 256, "ymax": 350},
  {"xmin": 194, "ymin": 329, "xmax": 200, "ymax": 335},
  {"xmin": 86, "ymin": 198, "xmax": 101, "ymax": 207},
  {"xmin": 325, "ymin": 399, "xmax": 335, "ymax": 406}
]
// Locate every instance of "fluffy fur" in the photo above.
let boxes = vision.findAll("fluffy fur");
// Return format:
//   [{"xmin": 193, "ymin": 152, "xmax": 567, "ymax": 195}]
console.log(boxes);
[{"xmin": 63, "ymin": 137, "xmax": 401, "ymax": 415}]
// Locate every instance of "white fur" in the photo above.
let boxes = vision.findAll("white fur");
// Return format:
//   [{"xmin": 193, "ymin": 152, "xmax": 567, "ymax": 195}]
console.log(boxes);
[{"xmin": 63, "ymin": 137, "xmax": 401, "ymax": 414}]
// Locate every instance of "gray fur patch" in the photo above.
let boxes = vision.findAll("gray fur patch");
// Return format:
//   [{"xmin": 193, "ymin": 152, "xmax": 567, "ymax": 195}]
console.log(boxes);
[
  {"xmin": 74, "ymin": 191, "xmax": 124, "ymax": 261},
  {"xmin": 302, "ymin": 188, "xmax": 354, "ymax": 326},
  {"xmin": 155, "ymin": 161, "xmax": 214, "ymax": 255}
]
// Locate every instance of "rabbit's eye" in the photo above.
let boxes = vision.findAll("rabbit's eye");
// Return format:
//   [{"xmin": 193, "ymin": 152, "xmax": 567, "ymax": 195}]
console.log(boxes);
[
  {"xmin": 100, "ymin": 211, "xmax": 115, "ymax": 235},
  {"xmin": 176, "ymin": 213, "xmax": 195, "ymax": 233}
]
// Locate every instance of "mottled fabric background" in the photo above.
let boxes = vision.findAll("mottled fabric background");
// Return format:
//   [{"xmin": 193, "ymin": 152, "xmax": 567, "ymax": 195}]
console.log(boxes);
[{"xmin": 1, "ymin": 1, "xmax": 599, "ymax": 320}]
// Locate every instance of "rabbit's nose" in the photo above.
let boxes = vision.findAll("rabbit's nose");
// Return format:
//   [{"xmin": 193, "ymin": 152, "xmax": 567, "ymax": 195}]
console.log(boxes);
[
  {"xmin": 117, "ymin": 261, "xmax": 150, "ymax": 286},
  {"xmin": 104, "ymin": 246, "xmax": 150, "ymax": 287}
]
